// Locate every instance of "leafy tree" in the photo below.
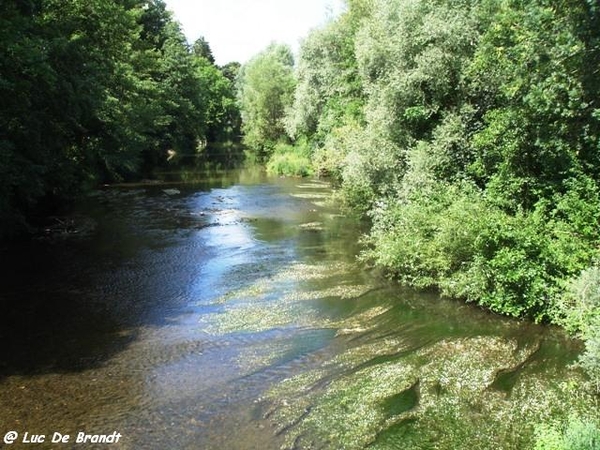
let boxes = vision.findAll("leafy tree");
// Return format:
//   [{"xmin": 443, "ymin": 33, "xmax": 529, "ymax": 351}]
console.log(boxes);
[
  {"xmin": 237, "ymin": 43, "xmax": 295, "ymax": 162},
  {"xmin": 132, "ymin": 1, "xmax": 206, "ymax": 168},
  {"xmin": 0, "ymin": 0, "xmax": 144, "ymax": 234},
  {"xmin": 220, "ymin": 61, "xmax": 241, "ymax": 83},
  {"xmin": 467, "ymin": 0, "xmax": 600, "ymax": 211},
  {"xmin": 0, "ymin": 0, "xmax": 242, "ymax": 237},
  {"xmin": 285, "ymin": 9, "xmax": 365, "ymax": 144},
  {"xmin": 192, "ymin": 36, "xmax": 215, "ymax": 64},
  {"xmin": 137, "ymin": 0, "xmax": 171, "ymax": 47},
  {"xmin": 194, "ymin": 56, "xmax": 241, "ymax": 145}
]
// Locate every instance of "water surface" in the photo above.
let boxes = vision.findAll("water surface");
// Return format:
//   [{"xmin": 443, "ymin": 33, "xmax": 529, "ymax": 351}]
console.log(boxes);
[{"xmin": 0, "ymin": 169, "xmax": 593, "ymax": 449}]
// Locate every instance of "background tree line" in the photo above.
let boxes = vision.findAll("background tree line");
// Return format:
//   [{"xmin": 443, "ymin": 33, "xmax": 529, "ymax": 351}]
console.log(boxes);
[
  {"xmin": 0, "ymin": 0, "xmax": 241, "ymax": 237},
  {"xmin": 236, "ymin": 0, "xmax": 600, "ymax": 441}
]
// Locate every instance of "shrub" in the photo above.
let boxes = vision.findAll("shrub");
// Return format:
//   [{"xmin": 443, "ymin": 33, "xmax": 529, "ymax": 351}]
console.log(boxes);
[
  {"xmin": 265, "ymin": 142, "xmax": 313, "ymax": 177},
  {"xmin": 339, "ymin": 127, "xmax": 404, "ymax": 216},
  {"xmin": 561, "ymin": 267, "xmax": 600, "ymax": 335},
  {"xmin": 312, "ymin": 122, "xmax": 362, "ymax": 181},
  {"xmin": 363, "ymin": 177, "xmax": 600, "ymax": 321},
  {"xmin": 560, "ymin": 266, "xmax": 600, "ymax": 391},
  {"xmin": 362, "ymin": 181, "xmax": 492, "ymax": 293},
  {"xmin": 580, "ymin": 330, "xmax": 600, "ymax": 394},
  {"xmin": 534, "ymin": 416, "xmax": 600, "ymax": 450}
]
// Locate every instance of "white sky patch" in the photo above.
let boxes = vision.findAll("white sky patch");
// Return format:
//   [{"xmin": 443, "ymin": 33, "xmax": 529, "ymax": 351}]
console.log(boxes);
[{"xmin": 163, "ymin": 0, "xmax": 345, "ymax": 66}]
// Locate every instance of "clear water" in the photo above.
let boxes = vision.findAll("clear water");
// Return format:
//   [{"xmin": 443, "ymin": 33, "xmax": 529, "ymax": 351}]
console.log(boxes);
[{"xmin": 0, "ymin": 168, "xmax": 593, "ymax": 449}]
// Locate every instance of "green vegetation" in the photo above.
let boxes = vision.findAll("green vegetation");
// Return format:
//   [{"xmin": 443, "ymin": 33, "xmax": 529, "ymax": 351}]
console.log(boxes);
[
  {"xmin": 266, "ymin": 141, "xmax": 313, "ymax": 177},
  {"xmin": 560, "ymin": 266, "xmax": 600, "ymax": 393},
  {"xmin": 0, "ymin": 0, "xmax": 241, "ymax": 238},
  {"xmin": 236, "ymin": 43, "xmax": 296, "ymax": 163},
  {"xmin": 5, "ymin": 0, "xmax": 600, "ymax": 442},
  {"xmin": 236, "ymin": 0, "xmax": 600, "ymax": 403},
  {"xmin": 534, "ymin": 416, "xmax": 600, "ymax": 450}
]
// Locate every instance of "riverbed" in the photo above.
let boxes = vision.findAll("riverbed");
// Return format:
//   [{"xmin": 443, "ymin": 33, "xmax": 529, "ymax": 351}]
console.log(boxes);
[{"xmin": 0, "ymin": 169, "xmax": 593, "ymax": 449}]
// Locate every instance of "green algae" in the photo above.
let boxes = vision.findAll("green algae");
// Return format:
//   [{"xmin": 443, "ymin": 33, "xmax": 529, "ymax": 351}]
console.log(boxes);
[
  {"xmin": 296, "ymin": 182, "xmax": 331, "ymax": 190},
  {"xmin": 201, "ymin": 254, "xmax": 597, "ymax": 450},
  {"xmin": 290, "ymin": 193, "xmax": 331, "ymax": 200},
  {"xmin": 178, "ymin": 177, "xmax": 600, "ymax": 450},
  {"xmin": 299, "ymin": 222, "xmax": 325, "ymax": 231},
  {"xmin": 204, "ymin": 261, "xmax": 375, "ymax": 334},
  {"xmin": 263, "ymin": 335, "xmax": 599, "ymax": 450}
]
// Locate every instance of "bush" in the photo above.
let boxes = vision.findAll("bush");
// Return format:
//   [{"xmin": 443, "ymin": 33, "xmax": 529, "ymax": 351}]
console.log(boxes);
[
  {"xmin": 363, "ymin": 177, "xmax": 600, "ymax": 321},
  {"xmin": 561, "ymin": 266, "xmax": 600, "ymax": 335},
  {"xmin": 266, "ymin": 142, "xmax": 313, "ymax": 177},
  {"xmin": 312, "ymin": 122, "xmax": 362, "ymax": 181},
  {"xmin": 560, "ymin": 266, "xmax": 600, "ymax": 391},
  {"xmin": 580, "ymin": 330, "xmax": 600, "ymax": 394},
  {"xmin": 534, "ymin": 416, "xmax": 600, "ymax": 450},
  {"xmin": 362, "ymin": 181, "xmax": 492, "ymax": 294},
  {"xmin": 339, "ymin": 127, "xmax": 404, "ymax": 216}
]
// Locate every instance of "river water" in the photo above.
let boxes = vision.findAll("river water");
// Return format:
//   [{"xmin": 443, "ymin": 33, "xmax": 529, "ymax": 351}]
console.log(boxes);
[{"xmin": 0, "ymin": 169, "xmax": 593, "ymax": 449}]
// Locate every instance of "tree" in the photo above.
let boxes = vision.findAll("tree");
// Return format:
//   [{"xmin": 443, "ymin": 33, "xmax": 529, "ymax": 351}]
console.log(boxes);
[
  {"xmin": 237, "ymin": 43, "xmax": 295, "ymax": 161},
  {"xmin": 468, "ymin": 0, "xmax": 600, "ymax": 211},
  {"xmin": 192, "ymin": 36, "xmax": 215, "ymax": 64},
  {"xmin": 220, "ymin": 61, "xmax": 241, "ymax": 83},
  {"xmin": 0, "ymin": 0, "xmax": 243, "ymax": 237},
  {"xmin": 285, "ymin": 5, "xmax": 365, "ymax": 144},
  {"xmin": 194, "ymin": 56, "xmax": 241, "ymax": 145},
  {"xmin": 0, "ymin": 0, "xmax": 145, "ymax": 235}
]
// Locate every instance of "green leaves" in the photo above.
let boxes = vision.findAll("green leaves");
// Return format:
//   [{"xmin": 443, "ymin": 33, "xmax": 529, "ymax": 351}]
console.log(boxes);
[
  {"xmin": 237, "ymin": 43, "xmax": 296, "ymax": 161},
  {"xmin": 285, "ymin": 13, "xmax": 365, "ymax": 143},
  {"xmin": 534, "ymin": 415, "xmax": 600, "ymax": 449},
  {"xmin": 0, "ymin": 0, "xmax": 242, "ymax": 237},
  {"xmin": 559, "ymin": 266, "xmax": 600, "ymax": 392},
  {"xmin": 468, "ymin": 0, "xmax": 596, "ymax": 209}
]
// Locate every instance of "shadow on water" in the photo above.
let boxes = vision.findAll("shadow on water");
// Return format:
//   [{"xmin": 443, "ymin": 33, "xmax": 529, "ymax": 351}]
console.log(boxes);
[
  {"xmin": 0, "ymin": 168, "xmax": 263, "ymax": 378},
  {"xmin": 381, "ymin": 380, "xmax": 420, "ymax": 416},
  {"xmin": 0, "ymin": 235, "xmax": 141, "ymax": 377},
  {"xmin": 0, "ymin": 166, "xmax": 591, "ymax": 450}
]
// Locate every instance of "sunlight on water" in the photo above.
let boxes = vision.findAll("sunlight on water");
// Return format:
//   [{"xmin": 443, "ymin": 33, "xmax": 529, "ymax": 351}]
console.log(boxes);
[{"xmin": 0, "ymin": 169, "xmax": 596, "ymax": 449}]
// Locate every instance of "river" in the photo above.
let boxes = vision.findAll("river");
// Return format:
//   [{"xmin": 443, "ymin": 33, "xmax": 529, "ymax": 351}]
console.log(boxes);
[{"xmin": 0, "ymin": 169, "xmax": 592, "ymax": 449}]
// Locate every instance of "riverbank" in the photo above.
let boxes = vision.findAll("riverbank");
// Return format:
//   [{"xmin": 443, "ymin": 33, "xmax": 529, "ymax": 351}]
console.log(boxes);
[{"xmin": 0, "ymin": 170, "xmax": 596, "ymax": 449}]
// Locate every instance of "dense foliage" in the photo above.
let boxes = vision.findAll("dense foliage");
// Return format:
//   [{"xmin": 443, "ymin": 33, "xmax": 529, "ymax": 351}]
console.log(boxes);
[
  {"xmin": 242, "ymin": 0, "xmax": 600, "ymax": 392},
  {"xmin": 236, "ymin": 43, "xmax": 295, "ymax": 163},
  {"xmin": 534, "ymin": 415, "xmax": 600, "ymax": 450},
  {"xmin": 0, "ymin": 0, "xmax": 240, "ymax": 237}
]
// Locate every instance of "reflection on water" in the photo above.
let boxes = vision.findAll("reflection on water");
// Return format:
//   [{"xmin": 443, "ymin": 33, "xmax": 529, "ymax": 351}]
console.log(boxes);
[{"xmin": 0, "ymin": 168, "xmax": 594, "ymax": 449}]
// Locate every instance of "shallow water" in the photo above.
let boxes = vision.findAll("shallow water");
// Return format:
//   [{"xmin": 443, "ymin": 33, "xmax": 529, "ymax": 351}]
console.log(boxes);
[{"xmin": 0, "ymin": 169, "xmax": 594, "ymax": 449}]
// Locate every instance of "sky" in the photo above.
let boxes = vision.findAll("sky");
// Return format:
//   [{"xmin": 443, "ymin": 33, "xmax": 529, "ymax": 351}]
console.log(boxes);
[{"xmin": 163, "ymin": 0, "xmax": 345, "ymax": 66}]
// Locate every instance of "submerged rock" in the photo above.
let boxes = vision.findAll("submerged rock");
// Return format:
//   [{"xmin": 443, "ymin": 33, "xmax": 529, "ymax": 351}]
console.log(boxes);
[{"xmin": 34, "ymin": 216, "xmax": 97, "ymax": 241}]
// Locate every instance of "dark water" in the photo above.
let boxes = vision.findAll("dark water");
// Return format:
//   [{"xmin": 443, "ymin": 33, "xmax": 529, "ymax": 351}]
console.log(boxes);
[{"xmin": 0, "ymin": 169, "xmax": 591, "ymax": 449}]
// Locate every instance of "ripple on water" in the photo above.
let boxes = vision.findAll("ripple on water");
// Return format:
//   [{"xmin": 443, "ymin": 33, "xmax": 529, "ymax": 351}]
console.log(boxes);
[
  {"xmin": 262, "ymin": 331, "xmax": 594, "ymax": 450},
  {"xmin": 0, "ymin": 172, "xmax": 595, "ymax": 450}
]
